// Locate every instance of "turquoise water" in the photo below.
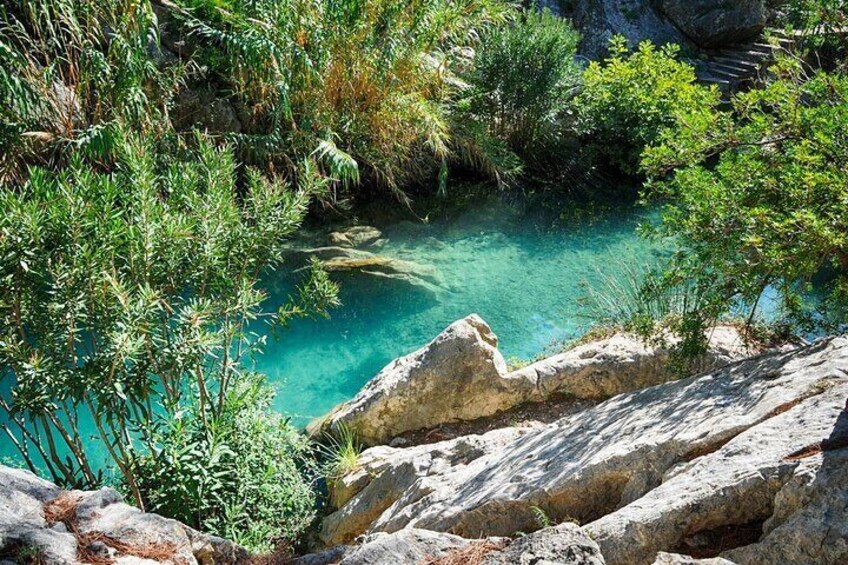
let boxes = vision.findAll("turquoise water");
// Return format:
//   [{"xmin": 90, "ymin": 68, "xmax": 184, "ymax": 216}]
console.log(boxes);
[
  {"xmin": 0, "ymin": 195, "xmax": 664, "ymax": 468},
  {"xmin": 256, "ymin": 196, "xmax": 665, "ymax": 426}
]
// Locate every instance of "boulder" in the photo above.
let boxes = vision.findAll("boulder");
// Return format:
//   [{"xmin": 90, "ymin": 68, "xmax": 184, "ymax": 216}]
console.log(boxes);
[
  {"xmin": 301, "ymin": 524, "xmax": 603, "ymax": 565},
  {"xmin": 654, "ymin": 0, "xmax": 766, "ymax": 48},
  {"xmin": 310, "ymin": 315, "xmax": 511, "ymax": 446},
  {"xmin": 320, "ymin": 336, "xmax": 848, "ymax": 559},
  {"xmin": 311, "ymin": 317, "xmax": 753, "ymax": 447},
  {"xmin": 507, "ymin": 325, "xmax": 750, "ymax": 400},
  {"xmin": 652, "ymin": 554, "xmax": 736, "ymax": 564},
  {"xmin": 572, "ymin": 0, "xmax": 692, "ymax": 59},
  {"xmin": 0, "ymin": 466, "xmax": 247, "ymax": 565},
  {"xmin": 482, "ymin": 523, "xmax": 605, "ymax": 564}
]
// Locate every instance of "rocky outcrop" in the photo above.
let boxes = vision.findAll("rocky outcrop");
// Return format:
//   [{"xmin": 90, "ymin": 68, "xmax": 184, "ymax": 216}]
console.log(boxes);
[
  {"xmin": 320, "ymin": 336, "xmax": 848, "ymax": 564},
  {"xmin": 507, "ymin": 325, "xmax": 749, "ymax": 400},
  {"xmin": 568, "ymin": 0, "xmax": 766, "ymax": 59},
  {"xmin": 299, "ymin": 523, "xmax": 603, "ymax": 565},
  {"xmin": 321, "ymin": 427, "xmax": 526, "ymax": 544},
  {"xmin": 172, "ymin": 87, "xmax": 242, "ymax": 134},
  {"xmin": 572, "ymin": 0, "xmax": 692, "ymax": 58},
  {"xmin": 310, "ymin": 315, "xmax": 510, "ymax": 446},
  {"xmin": 311, "ymin": 317, "xmax": 753, "ymax": 446},
  {"xmin": 654, "ymin": 0, "xmax": 765, "ymax": 48},
  {"xmin": 586, "ymin": 356, "xmax": 848, "ymax": 564},
  {"xmin": 0, "ymin": 466, "xmax": 246, "ymax": 565}
]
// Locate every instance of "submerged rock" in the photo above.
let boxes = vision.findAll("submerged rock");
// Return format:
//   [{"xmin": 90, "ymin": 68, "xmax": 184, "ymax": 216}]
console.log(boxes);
[
  {"xmin": 320, "ymin": 336, "xmax": 848, "ymax": 564},
  {"xmin": 0, "ymin": 466, "xmax": 246, "ymax": 565},
  {"xmin": 311, "ymin": 317, "xmax": 752, "ymax": 448},
  {"xmin": 328, "ymin": 226, "xmax": 383, "ymax": 248},
  {"xmin": 296, "ymin": 246, "xmax": 445, "ymax": 294}
]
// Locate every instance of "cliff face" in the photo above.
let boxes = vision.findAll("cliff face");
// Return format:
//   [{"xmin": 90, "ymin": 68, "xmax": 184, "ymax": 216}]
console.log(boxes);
[{"xmin": 567, "ymin": 0, "xmax": 766, "ymax": 58}]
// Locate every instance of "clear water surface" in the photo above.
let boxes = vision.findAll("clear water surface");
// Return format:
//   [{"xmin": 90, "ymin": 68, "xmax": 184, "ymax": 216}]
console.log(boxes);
[{"xmin": 256, "ymin": 196, "xmax": 665, "ymax": 426}]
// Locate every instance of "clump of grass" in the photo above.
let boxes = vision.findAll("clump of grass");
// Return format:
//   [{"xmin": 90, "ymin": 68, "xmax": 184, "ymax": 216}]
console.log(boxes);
[{"xmin": 320, "ymin": 422, "xmax": 363, "ymax": 481}]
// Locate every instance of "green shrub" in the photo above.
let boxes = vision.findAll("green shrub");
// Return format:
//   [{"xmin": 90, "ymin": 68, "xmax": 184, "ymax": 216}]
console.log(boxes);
[
  {"xmin": 465, "ymin": 8, "xmax": 581, "ymax": 158},
  {"xmin": 0, "ymin": 132, "xmax": 338, "ymax": 502},
  {"xmin": 132, "ymin": 376, "xmax": 317, "ymax": 553},
  {"xmin": 642, "ymin": 59, "xmax": 848, "ymax": 339},
  {"xmin": 574, "ymin": 37, "xmax": 720, "ymax": 175}
]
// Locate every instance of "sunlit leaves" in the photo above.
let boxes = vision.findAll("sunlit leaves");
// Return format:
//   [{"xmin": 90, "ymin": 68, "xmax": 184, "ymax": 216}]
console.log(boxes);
[
  {"xmin": 643, "ymin": 61, "xmax": 848, "ymax": 335},
  {"xmin": 0, "ymin": 132, "xmax": 337, "ymax": 496},
  {"xmin": 575, "ymin": 37, "xmax": 721, "ymax": 175}
]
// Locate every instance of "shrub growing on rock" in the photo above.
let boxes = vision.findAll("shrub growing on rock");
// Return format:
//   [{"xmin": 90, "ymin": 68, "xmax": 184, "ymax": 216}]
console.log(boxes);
[{"xmin": 131, "ymin": 376, "xmax": 318, "ymax": 553}]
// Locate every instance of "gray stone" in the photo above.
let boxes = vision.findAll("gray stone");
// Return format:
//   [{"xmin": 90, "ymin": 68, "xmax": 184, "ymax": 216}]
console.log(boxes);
[
  {"xmin": 305, "ymin": 524, "xmax": 604, "ymax": 565},
  {"xmin": 652, "ymin": 553, "xmax": 737, "ymax": 564},
  {"xmin": 483, "ymin": 523, "xmax": 605, "ymax": 564},
  {"xmin": 573, "ymin": 0, "xmax": 692, "ymax": 59},
  {"xmin": 321, "ymin": 337, "xmax": 848, "ymax": 558},
  {"xmin": 321, "ymin": 427, "xmax": 525, "ymax": 545},
  {"xmin": 0, "ymin": 467, "xmax": 247, "ymax": 565},
  {"xmin": 312, "ymin": 317, "xmax": 752, "ymax": 448},
  {"xmin": 655, "ymin": 0, "xmax": 766, "ymax": 48},
  {"xmin": 721, "ymin": 440, "xmax": 848, "ymax": 564},
  {"xmin": 173, "ymin": 88, "xmax": 242, "ymax": 134},
  {"xmin": 507, "ymin": 325, "xmax": 750, "ymax": 401},
  {"xmin": 331, "ymin": 529, "xmax": 473, "ymax": 565}
]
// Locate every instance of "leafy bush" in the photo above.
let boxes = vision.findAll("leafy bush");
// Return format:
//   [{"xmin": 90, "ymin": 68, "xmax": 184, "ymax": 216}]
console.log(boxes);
[
  {"xmin": 132, "ymin": 377, "xmax": 317, "ymax": 553},
  {"xmin": 0, "ymin": 133, "xmax": 338, "ymax": 503},
  {"xmin": 642, "ymin": 57, "xmax": 848, "ymax": 345},
  {"xmin": 169, "ymin": 0, "xmax": 515, "ymax": 200},
  {"xmin": 779, "ymin": 0, "xmax": 848, "ymax": 59},
  {"xmin": 465, "ymin": 8, "xmax": 582, "ymax": 158},
  {"xmin": 574, "ymin": 37, "xmax": 720, "ymax": 175}
]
